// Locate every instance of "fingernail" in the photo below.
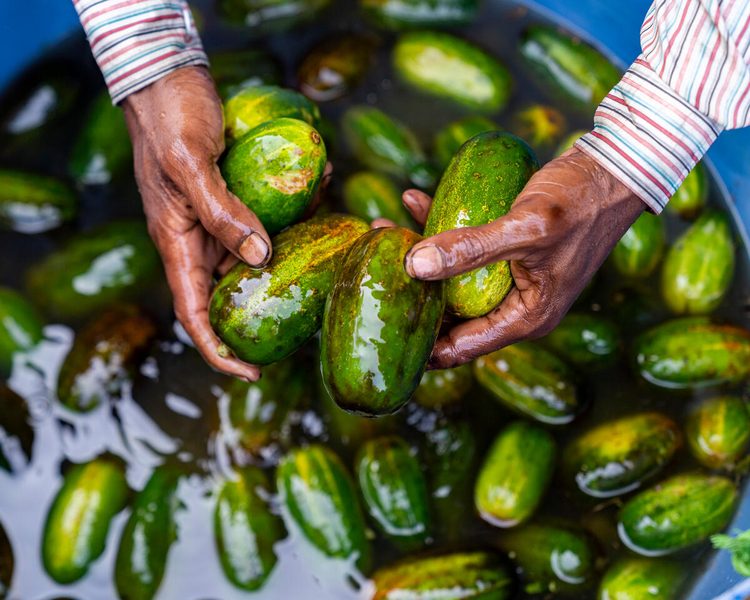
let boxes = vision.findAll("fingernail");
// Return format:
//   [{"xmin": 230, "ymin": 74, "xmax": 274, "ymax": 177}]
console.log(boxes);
[
  {"xmin": 240, "ymin": 232, "xmax": 270, "ymax": 267},
  {"xmin": 406, "ymin": 245, "xmax": 443, "ymax": 278}
]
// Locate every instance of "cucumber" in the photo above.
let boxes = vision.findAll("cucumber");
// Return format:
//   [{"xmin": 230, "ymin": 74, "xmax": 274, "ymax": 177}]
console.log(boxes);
[
  {"xmin": 0, "ymin": 169, "xmax": 76, "ymax": 233},
  {"xmin": 210, "ymin": 214, "xmax": 369, "ymax": 365},
  {"xmin": 562, "ymin": 412, "xmax": 681, "ymax": 498},
  {"xmin": 343, "ymin": 171, "xmax": 415, "ymax": 228},
  {"xmin": 667, "ymin": 162, "xmax": 708, "ymax": 219},
  {"xmin": 425, "ymin": 131, "xmax": 539, "ymax": 317},
  {"xmin": 222, "ymin": 117, "xmax": 327, "ymax": 235},
  {"xmin": 432, "ymin": 115, "xmax": 497, "ymax": 169},
  {"xmin": 362, "ymin": 0, "xmax": 479, "ymax": 30},
  {"xmin": 42, "ymin": 457, "xmax": 129, "ymax": 584},
  {"xmin": 473, "ymin": 342, "xmax": 580, "ymax": 425},
  {"xmin": 210, "ymin": 49, "xmax": 283, "ymax": 100},
  {"xmin": 611, "ymin": 213, "xmax": 666, "ymax": 278},
  {"xmin": 321, "ymin": 227, "xmax": 445, "ymax": 416},
  {"xmin": 0, "ymin": 520, "xmax": 11, "ymax": 599},
  {"xmin": 413, "ymin": 363, "xmax": 472, "ymax": 409},
  {"xmin": 510, "ymin": 104, "xmax": 566, "ymax": 151},
  {"xmin": 355, "ymin": 436, "xmax": 431, "ymax": 549},
  {"xmin": 214, "ymin": 467, "xmax": 285, "ymax": 591},
  {"xmin": 115, "ymin": 466, "xmax": 182, "ymax": 600},
  {"xmin": 393, "ymin": 31, "xmax": 511, "ymax": 112},
  {"xmin": 633, "ymin": 317, "xmax": 750, "ymax": 388},
  {"xmin": 618, "ymin": 472, "xmax": 737, "ymax": 555},
  {"xmin": 276, "ymin": 445, "xmax": 370, "ymax": 570},
  {"xmin": 598, "ymin": 557, "xmax": 685, "ymax": 600},
  {"xmin": 661, "ymin": 210, "xmax": 735, "ymax": 315},
  {"xmin": 218, "ymin": 0, "xmax": 331, "ymax": 31},
  {"xmin": 685, "ymin": 395, "xmax": 750, "ymax": 470},
  {"xmin": 56, "ymin": 305, "xmax": 156, "ymax": 412},
  {"xmin": 0, "ymin": 287, "xmax": 43, "ymax": 376},
  {"xmin": 541, "ymin": 312, "xmax": 620, "ymax": 369},
  {"xmin": 475, "ymin": 421, "xmax": 556, "ymax": 527},
  {"xmin": 0, "ymin": 385, "xmax": 33, "ymax": 473}
]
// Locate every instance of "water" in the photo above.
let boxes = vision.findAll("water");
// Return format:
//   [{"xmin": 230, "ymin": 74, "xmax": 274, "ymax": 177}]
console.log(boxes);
[{"xmin": 1, "ymin": 1, "xmax": 749, "ymax": 598}]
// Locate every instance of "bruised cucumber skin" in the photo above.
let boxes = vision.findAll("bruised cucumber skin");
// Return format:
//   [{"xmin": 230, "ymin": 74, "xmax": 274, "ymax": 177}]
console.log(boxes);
[
  {"xmin": 0, "ymin": 169, "xmax": 76, "ymax": 234},
  {"xmin": 542, "ymin": 312, "xmax": 620, "ymax": 369},
  {"xmin": 372, "ymin": 551, "xmax": 516, "ymax": 600},
  {"xmin": 321, "ymin": 227, "xmax": 444, "ymax": 416},
  {"xmin": 618, "ymin": 472, "xmax": 737, "ymax": 555},
  {"xmin": 214, "ymin": 467, "xmax": 286, "ymax": 591},
  {"xmin": 425, "ymin": 131, "xmax": 539, "ymax": 318},
  {"xmin": 667, "ymin": 162, "xmax": 709, "ymax": 219},
  {"xmin": 343, "ymin": 171, "xmax": 415, "ymax": 228},
  {"xmin": 42, "ymin": 457, "xmax": 129, "ymax": 584},
  {"xmin": 633, "ymin": 317, "xmax": 750, "ymax": 389},
  {"xmin": 362, "ymin": 0, "xmax": 479, "ymax": 30},
  {"xmin": 432, "ymin": 115, "xmax": 497, "ymax": 169},
  {"xmin": 661, "ymin": 210, "xmax": 735, "ymax": 315},
  {"xmin": 209, "ymin": 214, "xmax": 369, "ymax": 365},
  {"xmin": 474, "ymin": 421, "xmax": 556, "ymax": 528},
  {"xmin": 611, "ymin": 213, "xmax": 666, "ymax": 279},
  {"xmin": 277, "ymin": 445, "xmax": 371, "ymax": 570},
  {"xmin": 685, "ymin": 395, "xmax": 750, "ymax": 470},
  {"xmin": 0, "ymin": 287, "xmax": 44, "ymax": 376},
  {"xmin": 598, "ymin": 557, "xmax": 685, "ymax": 600}
]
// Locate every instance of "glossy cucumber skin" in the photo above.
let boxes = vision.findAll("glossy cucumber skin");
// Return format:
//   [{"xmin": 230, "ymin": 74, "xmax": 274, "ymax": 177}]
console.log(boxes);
[
  {"xmin": 633, "ymin": 317, "xmax": 750, "ymax": 388},
  {"xmin": 223, "ymin": 85, "xmax": 321, "ymax": 144},
  {"xmin": 618, "ymin": 472, "xmax": 737, "ymax": 555},
  {"xmin": 343, "ymin": 171, "xmax": 415, "ymax": 228},
  {"xmin": 520, "ymin": 25, "xmax": 620, "ymax": 111},
  {"xmin": 432, "ymin": 115, "xmax": 497, "ymax": 169},
  {"xmin": 209, "ymin": 214, "xmax": 369, "ymax": 365},
  {"xmin": 342, "ymin": 105, "xmax": 437, "ymax": 188},
  {"xmin": 276, "ymin": 445, "xmax": 370, "ymax": 570},
  {"xmin": 321, "ymin": 227, "xmax": 444, "ymax": 416},
  {"xmin": 598, "ymin": 557, "xmax": 684, "ymax": 600},
  {"xmin": 611, "ymin": 213, "xmax": 666, "ymax": 279},
  {"xmin": 25, "ymin": 220, "xmax": 160, "ymax": 320},
  {"xmin": 210, "ymin": 49, "xmax": 283, "ymax": 100},
  {"xmin": 42, "ymin": 457, "xmax": 129, "ymax": 584},
  {"xmin": 661, "ymin": 210, "xmax": 735, "ymax": 315},
  {"xmin": 0, "ymin": 520, "xmax": 12, "ymax": 598},
  {"xmin": 562, "ymin": 412, "xmax": 681, "ymax": 498},
  {"xmin": 222, "ymin": 117, "xmax": 327, "ymax": 235},
  {"xmin": 0, "ymin": 169, "xmax": 76, "ymax": 234},
  {"xmin": 542, "ymin": 312, "xmax": 620, "ymax": 369},
  {"xmin": 413, "ymin": 364, "xmax": 472, "ymax": 409},
  {"xmin": 425, "ymin": 131, "xmax": 539, "ymax": 318},
  {"xmin": 0, "ymin": 287, "xmax": 44, "ymax": 376},
  {"xmin": 473, "ymin": 342, "xmax": 580, "ymax": 425},
  {"xmin": 115, "ymin": 466, "xmax": 182, "ymax": 600},
  {"xmin": 510, "ymin": 104, "xmax": 566, "ymax": 151},
  {"xmin": 214, "ymin": 467, "xmax": 285, "ymax": 591},
  {"xmin": 0, "ymin": 385, "xmax": 34, "ymax": 473},
  {"xmin": 356, "ymin": 436, "xmax": 431, "ymax": 549},
  {"xmin": 371, "ymin": 551, "xmax": 516, "ymax": 600},
  {"xmin": 56, "ymin": 305, "xmax": 156, "ymax": 412},
  {"xmin": 393, "ymin": 31, "xmax": 511, "ymax": 112},
  {"xmin": 362, "ymin": 0, "xmax": 479, "ymax": 30},
  {"xmin": 685, "ymin": 395, "xmax": 750, "ymax": 470},
  {"xmin": 218, "ymin": 0, "xmax": 331, "ymax": 31},
  {"xmin": 667, "ymin": 162, "xmax": 708, "ymax": 219},
  {"xmin": 474, "ymin": 421, "xmax": 555, "ymax": 528}
]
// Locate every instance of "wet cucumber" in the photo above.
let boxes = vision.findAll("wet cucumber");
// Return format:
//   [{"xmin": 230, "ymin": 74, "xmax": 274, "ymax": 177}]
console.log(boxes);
[
  {"xmin": 542, "ymin": 312, "xmax": 620, "ymax": 369},
  {"xmin": 0, "ymin": 287, "xmax": 43, "ymax": 376},
  {"xmin": 210, "ymin": 49, "xmax": 283, "ymax": 100},
  {"xmin": 633, "ymin": 317, "xmax": 750, "ymax": 388},
  {"xmin": 42, "ymin": 457, "xmax": 129, "ymax": 584},
  {"xmin": 210, "ymin": 214, "xmax": 369, "ymax": 365},
  {"xmin": 473, "ymin": 342, "xmax": 580, "ymax": 425},
  {"xmin": 321, "ymin": 227, "xmax": 444, "ymax": 416},
  {"xmin": 598, "ymin": 557, "xmax": 685, "ymax": 600},
  {"xmin": 393, "ymin": 31, "xmax": 511, "ymax": 112},
  {"xmin": 218, "ymin": 0, "xmax": 331, "ymax": 31},
  {"xmin": 371, "ymin": 551, "xmax": 516, "ymax": 600},
  {"xmin": 356, "ymin": 436, "xmax": 431, "ymax": 549},
  {"xmin": 432, "ymin": 115, "xmax": 497, "ymax": 169},
  {"xmin": 214, "ymin": 467, "xmax": 286, "ymax": 591},
  {"xmin": 343, "ymin": 171, "xmax": 415, "ymax": 228},
  {"xmin": 413, "ymin": 363, "xmax": 473, "ymax": 409},
  {"xmin": 475, "ymin": 421, "xmax": 556, "ymax": 527},
  {"xmin": 562, "ymin": 412, "xmax": 681, "ymax": 498},
  {"xmin": 685, "ymin": 395, "xmax": 750, "ymax": 470},
  {"xmin": 510, "ymin": 104, "xmax": 566, "ymax": 152},
  {"xmin": 222, "ymin": 117, "xmax": 327, "ymax": 235},
  {"xmin": 362, "ymin": 0, "xmax": 479, "ymax": 30},
  {"xmin": 276, "ymin": 445, "xmax": 370, "ymax": 570},
  {"xmin": 618, "ymin": 472, "xmax": 737, "ymax": 555},
  {"xmin": 661, "ymin": 210, "xmax": 735, "ymax": 315},
  {"xmin": 425, "ymin": 131, "xmax": 539, "ymax": 318},
  {"xmin": 0, "ymin": 520, "xmax": 12, "ymax": 599},
  {"xmin": 0, "ymin": 169, "xmax": 76, "ymax": 233},
  {"xmin": 0, "ymin": 385, "xmax": 34, "ymax": 474},
  {"xmin": 611, "ymin": 213, "xmax": 666, "ymax": 279},
  {"xmin": 667, "ymin": 162, "xmax": 708, "ymax": 219},
  {"xmin": 115, "ymin": 466, "xmax": 182, "ymax": 600}
]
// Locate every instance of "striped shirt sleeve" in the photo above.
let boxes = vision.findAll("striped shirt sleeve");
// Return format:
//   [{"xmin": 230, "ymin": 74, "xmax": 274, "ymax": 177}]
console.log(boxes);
[
  {"xmin": 72, "ymin": 0, "xmax": 208, "ymax": 105},
  {"xmin": 577, "ymin": 0, "xmax": 750, "ymax": 213}
]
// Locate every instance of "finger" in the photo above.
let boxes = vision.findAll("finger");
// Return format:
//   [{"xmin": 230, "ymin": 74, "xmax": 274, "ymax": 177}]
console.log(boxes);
[
  {"xmin": 402, "ymin": 189, "xmax": 432, "ymax": 227},
  {"xmin": 371, "ymin": 218, "xmax": 397, "ymax": 229},
  {"xmin": 216, "ymin": 252, "xmax": 239, "ymax": 278}
]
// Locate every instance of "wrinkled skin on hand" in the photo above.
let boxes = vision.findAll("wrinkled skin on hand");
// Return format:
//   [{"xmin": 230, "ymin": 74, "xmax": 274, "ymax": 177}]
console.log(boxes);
[{"xmin": 395, "ymin": 147, "xmax": 645, "ymax": 369}]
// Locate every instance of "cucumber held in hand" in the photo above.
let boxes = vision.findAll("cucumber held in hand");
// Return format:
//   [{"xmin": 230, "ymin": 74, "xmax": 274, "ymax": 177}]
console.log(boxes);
[
  {"xmin": 633, "ymin": 317, "xmax": 750, "ymax": 388},
  {"xmin": 562, "ymin": 412, "xmax": 681, "ymax": 498},
  {"xmin": 0, "ymin": 169, "xmax": 76, "ymax": 233},
  {"xmin": 218, "ymin": 0, "xmax": 331, "ymax": 31},
  {"xmin": 343, "ymin": 171, "xmax": 415, "ymax": 228},
  {"xmin": 0, "ymin": 287, "xmax": 44, "ymax": 376},
  {"xmin": 210, "ymin": 214, "xmax": 368, "ymax": 365},
  {"xmin": 598, "ymin": 557, "xmax": 685, "ymax": 600},
  {"xmin": 42, "ymin": 457, "xmax": 129, "ymax": 584},
  {"xmin": 542, "ymin": 312, "xmax": 620, "ymax": 369},
  {"xmin": 425, "ymin": 131, "xmax": 539, "ymax": 318},
  {"xmin": 214, "ymin": 467, "xmax": 286, "ymax": 591},
  {"xmin": 667, "ymin": 162, "xmax": 708, "ymax": 219},
  {"xmin": 433, "ymin": 115, "xmax": 497, "ymax": 169},
  {"xmin": 222, "ymin": 117, "xmax": 327, "ymax": 235},
  {"xmin": 362, "ymin": 0, "xmax": 479, "ymax": 30},
  {"xmin": 618, "ymin": 472, "xmax": 737, "ymax": 555},
  {"xmin": 685, "ymin": 395, "xmax": 750, "ymax": 470},
  {"xmin": 611, "ymin": 212, "xmax": 665, "ymax": 278},
  {"xmin": 661, "ymin": 210, "xmax": 735, "ymax": 315},
  {"xmin": 474, "ymin": 421, "xmax": 555, "ymax": 527},
  {"xmin": 277, "ymin": 445, "xmax": 370, "ymax": 570},
  {"xmin": 394, "ymin": 31, "xmax": 511, "ymax": 112},
  {"xmin": 321, "ymin": 227, "xmax": 445, "ymax": 416},
  {"xmin": 371, "ymin": 551, "xmax": 516, "ymax": 600}
]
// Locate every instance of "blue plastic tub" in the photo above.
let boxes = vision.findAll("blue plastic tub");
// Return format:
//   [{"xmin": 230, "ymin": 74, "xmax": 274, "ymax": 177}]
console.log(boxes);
[{"xmin": 0, "ymin": 0, "xmax": 748, "ymax": 597}]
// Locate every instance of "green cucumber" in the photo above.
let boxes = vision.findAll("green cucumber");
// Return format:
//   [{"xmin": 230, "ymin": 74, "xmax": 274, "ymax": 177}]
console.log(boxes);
[
  {"xmin": 432, "ymin": 115, "xmax": 497, "ymax": 169},
  {"xmin": 343, "ymin": 171, "xmax": 415, "ymax": 228},
  {"xmin": 598, "ymin": 557, "xmax": 685, "ymax": 600},
  {"xmin": 0, "ymin": 169, "xmax": 76, "ymax": 233},
  {"xmin": 510, "ymin": 104, "xmax": 566, "ymax": 151},
  {"xmin": 685, "ymin": 395, "xmax": 750, "ymax": 470},
  {"xmin": 218, "ymin": 0, "xmax": 331, "ymax": 31},
  {"xmin": 542, "ymin": 312, "xmax": 620, "ymax": 369},
  {"xmin": 413, "ymin": 363, "xmax": 472, "ymax": 409},
  {"xmin": 362, "ymin": 0, "xmax": 479, "ymax": 30},
  {"xmin": 210, "ymin": 49, "xmax": 283, "ymax": 100},
  {"xmin": 667, "ymin": 163, "xmax": 708, "ymax": 219},
  {"xmin": 611, "ymin": 213, "xmax": 666, "ymax": 278},
  {"xmin": 0, "ymin": 287, "xmax": 43, "ymax": 376},
  {"xmin": 0, "ymin": 385, "xmax": 34, "ymax": 473}
]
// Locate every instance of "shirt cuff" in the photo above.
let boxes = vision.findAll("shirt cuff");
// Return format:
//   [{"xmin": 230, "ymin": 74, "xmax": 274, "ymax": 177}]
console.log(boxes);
[
  {"xmin": 576, "ymin": 57, "xmax": 722, "ymax": 214},
  {"xmin": 73, "ymin": 0, "xmax": 209, "ymax": 105}
]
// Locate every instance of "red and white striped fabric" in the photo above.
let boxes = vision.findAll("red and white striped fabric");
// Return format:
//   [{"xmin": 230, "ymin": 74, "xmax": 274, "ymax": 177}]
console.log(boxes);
[
  {"xmin": 72, "ymin": 0, "xmax": 207, "ymax": 105},
  {"xmin": 578, "ymin": 0, "xmax": 750, "ymax": 213}
]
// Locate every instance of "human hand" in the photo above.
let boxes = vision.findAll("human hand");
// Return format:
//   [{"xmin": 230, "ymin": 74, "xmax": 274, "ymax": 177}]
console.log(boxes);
[{"xmin": 400, "ymin": 147, "xmax": 645, "ymax": 369}]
